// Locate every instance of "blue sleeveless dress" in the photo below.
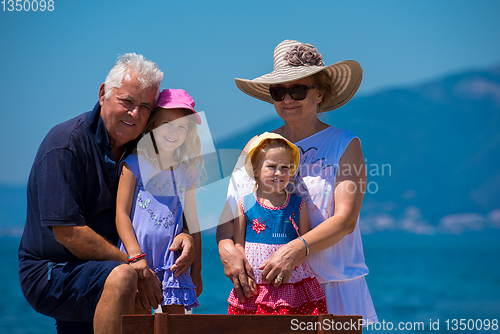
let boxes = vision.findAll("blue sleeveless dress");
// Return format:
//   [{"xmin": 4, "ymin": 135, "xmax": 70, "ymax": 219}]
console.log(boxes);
[
  {"xmin": 118, "ymin": 154, "xmax": 199, "ymax": 310},
  {"xmin": 228, "ymin": 192, "xmax": 326, "ymax": 314}
]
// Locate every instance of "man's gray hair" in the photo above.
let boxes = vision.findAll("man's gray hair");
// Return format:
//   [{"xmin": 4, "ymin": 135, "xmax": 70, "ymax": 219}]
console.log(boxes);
[{"xmin": 104, "ymin": 53, "xmax": 163, "ymax": 99}]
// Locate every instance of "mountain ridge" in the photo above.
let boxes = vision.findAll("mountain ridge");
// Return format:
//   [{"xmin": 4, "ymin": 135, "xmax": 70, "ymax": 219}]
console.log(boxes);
[
  {"xmin": 215, "ymin": 65, "xmax": 500, "ymax": 233},
  {"xmin": 2, "ymin": 66, "xmax": 499, "ymax": 235}
]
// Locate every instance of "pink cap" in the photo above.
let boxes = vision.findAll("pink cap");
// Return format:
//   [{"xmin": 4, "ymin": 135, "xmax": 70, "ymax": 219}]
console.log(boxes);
[{"xmin": 156, "ymin": 89, "xmax": 202, "ymax": 125}]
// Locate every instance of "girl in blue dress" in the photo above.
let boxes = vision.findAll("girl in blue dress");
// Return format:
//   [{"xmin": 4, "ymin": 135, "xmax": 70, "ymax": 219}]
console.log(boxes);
[
  {"xmin": 116, "ymin": 89, "xmax": 203, "ymax": 313},
  {"xmin": 228, "ymin": 133, "xmax": 327, "ymax": 315}
]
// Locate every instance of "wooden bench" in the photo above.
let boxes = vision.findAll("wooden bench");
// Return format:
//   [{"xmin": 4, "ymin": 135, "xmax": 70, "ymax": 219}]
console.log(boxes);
[{"xmin": 122, "ymin": 314, "xmax": 363, "ymax": 334}]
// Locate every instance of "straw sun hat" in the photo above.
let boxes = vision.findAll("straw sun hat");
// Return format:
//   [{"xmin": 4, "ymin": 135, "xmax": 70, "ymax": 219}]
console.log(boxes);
[{"xmin": 235, "ymin": 39, "xmax": 363, "ymax": 112}]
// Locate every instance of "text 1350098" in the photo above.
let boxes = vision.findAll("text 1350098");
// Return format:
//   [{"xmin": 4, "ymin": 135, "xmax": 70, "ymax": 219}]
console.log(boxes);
[{"xmin": 2, "ymin": 0, "xmax": 54, "ymax": 11}]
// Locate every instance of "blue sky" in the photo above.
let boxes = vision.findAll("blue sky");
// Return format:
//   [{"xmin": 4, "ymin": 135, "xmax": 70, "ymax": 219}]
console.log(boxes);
[{"xmin": 1, "ymin": 0, "xmax": 499, "ymax": 185}]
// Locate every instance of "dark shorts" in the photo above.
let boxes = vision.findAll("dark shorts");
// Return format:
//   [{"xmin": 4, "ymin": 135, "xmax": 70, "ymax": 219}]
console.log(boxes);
[{"xmin": 34, "ymin": 260, "xmax": 123, "ymax": 324}]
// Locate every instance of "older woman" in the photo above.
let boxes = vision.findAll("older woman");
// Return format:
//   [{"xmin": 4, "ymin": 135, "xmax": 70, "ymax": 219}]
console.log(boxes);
[{"xmin": 217, "ymin": 40, "xmax": 377, "ymax": 322}]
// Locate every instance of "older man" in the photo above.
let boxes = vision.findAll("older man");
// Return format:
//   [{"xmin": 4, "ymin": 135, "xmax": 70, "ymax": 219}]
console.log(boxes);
[{"xmin": 18, "ymin": 53, "xmax": 195, "ymax": 334}]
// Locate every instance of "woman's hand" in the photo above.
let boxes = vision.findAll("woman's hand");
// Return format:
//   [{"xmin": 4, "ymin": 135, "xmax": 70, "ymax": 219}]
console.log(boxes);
[
  {"xmin": 190, "ymin": 271, "xmax": 203, "ymax": 297},
  {"xmin": 169, "ymin": 232, "xmax": 195, "ymax": 276},
  {"xmin": 259, "ymin": 238, "xmax": 306, "ymax": 287},
  {"xmin": 219, "ymin": 239, "xmax": 257, "ymax": 302},
  {"xmin": 130, "ymin": 258, "xmax": 151, "ymax": 280}
]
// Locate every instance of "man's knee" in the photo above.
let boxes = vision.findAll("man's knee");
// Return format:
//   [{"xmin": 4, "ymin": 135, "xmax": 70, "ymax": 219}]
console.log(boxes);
[{"xmin": 104, "ymin": 264, "xmax": 138, "ymax": 294}]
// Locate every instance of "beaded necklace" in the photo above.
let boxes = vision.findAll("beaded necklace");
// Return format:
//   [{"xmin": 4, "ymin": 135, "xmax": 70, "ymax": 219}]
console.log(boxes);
[
  {"xmin": 150, "ymin": 175, "xmax": 174, "ymax": 197},
  {"xmin": 137, "ymin": 167, "xmax": 182, "ymax": 228}
]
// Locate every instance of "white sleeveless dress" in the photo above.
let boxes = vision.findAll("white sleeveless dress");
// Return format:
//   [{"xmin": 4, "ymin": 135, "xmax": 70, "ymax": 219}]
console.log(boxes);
[{"xmin": 227, "ymin": 127, "xmax": 377, "ymax": 323}]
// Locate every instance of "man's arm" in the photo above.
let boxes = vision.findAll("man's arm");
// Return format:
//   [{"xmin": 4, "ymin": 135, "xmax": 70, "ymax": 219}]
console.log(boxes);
[
  {"xmin": 52, "ymin": 225, "xmax": 128, "ymax": 262},
  {"xmin": 168, "ymin": 232, "xmax": 196, "ymax": 275},
  {"xmin": 217, "ymin": 201, "xmax": 257, "ymax": 302},
  {"xmin": 36, "ymin": 146, "xmax": 127, "ymax": 262},
  {"xmin": 53, "ymin": 222, "xmax": 164, "ymax": 314}
]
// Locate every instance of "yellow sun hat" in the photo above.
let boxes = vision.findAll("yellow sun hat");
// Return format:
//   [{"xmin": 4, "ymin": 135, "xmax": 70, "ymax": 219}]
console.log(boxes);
[{"xmin": 245, "ymin": 132, "xmax": 301, "ymax": 178}]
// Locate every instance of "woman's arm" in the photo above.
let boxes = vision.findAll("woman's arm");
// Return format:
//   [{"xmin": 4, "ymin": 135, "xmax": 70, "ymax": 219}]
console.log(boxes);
[
  {"xmin": 116, "ymin": 163, "xmax": 150, "ymax": 279},
  {"xmin": 183, "ymin": 183, "xmax": 203, "ymax": 297},
  {"xmin": 301, "ymin": 137, "xmax": 365, "ymax": 252},
  {"xmin": 260, "ymin": 138, "xmax": 366, "ymax": 284}
]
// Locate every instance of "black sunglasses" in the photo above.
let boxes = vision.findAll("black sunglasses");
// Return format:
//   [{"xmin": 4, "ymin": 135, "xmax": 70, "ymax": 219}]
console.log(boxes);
[{"xmin": 269, "ymin": 85, "xmax": 315, "ymax": 101}]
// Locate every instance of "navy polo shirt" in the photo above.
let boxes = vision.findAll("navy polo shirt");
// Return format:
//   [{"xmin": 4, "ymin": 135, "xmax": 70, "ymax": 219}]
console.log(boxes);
[{"xmin": 18, "ymin": 102, "xmax": 137, "ymax": 302}]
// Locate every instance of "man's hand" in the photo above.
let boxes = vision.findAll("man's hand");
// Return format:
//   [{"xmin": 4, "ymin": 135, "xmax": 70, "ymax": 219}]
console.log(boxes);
[
  {"xmin": 130, "ymin": 258, "xmax": 151, "ymax": 280},
  {"xmin": 169, "ymin": 232, "xmax": 195, "ymax": 276},
  {"xmin": 135, "ymin": 270, "xmax": 162, "ymax": 312},
  {"xmin": 219, "ymin": 239, "xmax": 257, "ymax": 302}
]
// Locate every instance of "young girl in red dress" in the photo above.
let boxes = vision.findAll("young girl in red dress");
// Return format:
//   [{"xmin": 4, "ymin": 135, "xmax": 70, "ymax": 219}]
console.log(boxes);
[{"xmin": 227, "ymin": 133, "xmax": 327, "ymax": 315}]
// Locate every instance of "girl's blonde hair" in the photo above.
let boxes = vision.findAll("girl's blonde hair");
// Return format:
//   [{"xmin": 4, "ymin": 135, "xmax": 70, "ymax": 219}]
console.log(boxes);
[{"xmin": 141, "ymin": 107, "xmax": 205, "ymax": 186}]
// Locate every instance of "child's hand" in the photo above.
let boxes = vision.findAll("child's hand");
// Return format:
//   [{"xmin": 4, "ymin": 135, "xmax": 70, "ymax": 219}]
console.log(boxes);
[
  {"xmin": 130, "ymin": 258, "xmax": 151, "ymax": 280},
  {"xmin": 190, "ymin": 271, "xmax": 203, "ymax": 297}
]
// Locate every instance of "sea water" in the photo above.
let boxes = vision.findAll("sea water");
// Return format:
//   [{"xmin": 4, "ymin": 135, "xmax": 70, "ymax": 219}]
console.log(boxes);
[{"xmin": 3, "ymin": 230, "xmax": 499, "ymax": 333}]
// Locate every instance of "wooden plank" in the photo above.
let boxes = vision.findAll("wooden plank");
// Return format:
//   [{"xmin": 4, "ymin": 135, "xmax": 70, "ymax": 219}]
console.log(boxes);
[
  {"xmin": 319, "ymin": 315, "xmax": 363, "ymax": 334},
  {"xmin": 129, "ymin": 314, "xmax": 364, "ymax": 334},
  {"xmin": 318, "ymin": 314, "xmax": 333, "ymax": 334},
  {"xmin": 154, "ymin": 313, "xmax": 169, "ymax": 334},
  {"xmin": 121, "ymin": 314, "xmax": 154, "ymax": 334},
  {"xmin": 163, "ymin": 314, "xmax": 312, "ymax": 334}
]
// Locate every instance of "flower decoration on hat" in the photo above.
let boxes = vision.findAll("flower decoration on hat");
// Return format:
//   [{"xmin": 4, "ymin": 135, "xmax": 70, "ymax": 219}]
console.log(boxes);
[{"xmin": 284, "ymin": 44, "xmax": 325, "ymax": 67}]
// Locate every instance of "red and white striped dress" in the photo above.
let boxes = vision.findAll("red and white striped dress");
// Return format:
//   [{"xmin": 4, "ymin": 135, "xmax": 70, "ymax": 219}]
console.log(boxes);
[{"xmin": 228, "ymin": 192, "xmax": 327, "ymax": 315}]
